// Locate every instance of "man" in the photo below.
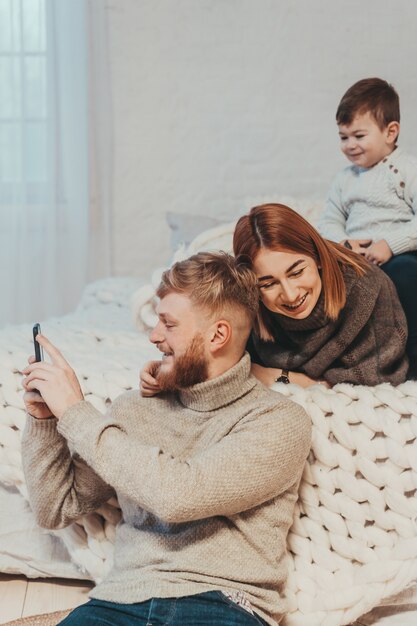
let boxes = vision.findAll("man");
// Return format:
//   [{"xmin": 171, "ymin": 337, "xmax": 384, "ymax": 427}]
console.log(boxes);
[{"xmin": 22, "ymin": 252, "xmax": 311, "ymax": 626}]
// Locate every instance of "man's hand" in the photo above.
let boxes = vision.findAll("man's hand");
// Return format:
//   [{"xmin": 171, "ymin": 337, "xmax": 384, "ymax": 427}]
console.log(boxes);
[
  {"xmin": 22, "ymin": 355, "xmax": 54, "ymax": 419},
  {"xmin": 363, "ymin": 239, "xmax": 393, "ymax": 265},
  {"xmin": 342, "ymin": 239, "xmax": 373, "ymax": 255},
  {"xmin": 250, "ymin": 363, "xmax": 329, "ymax": 388},
  {"xmin": 140, "ymin": 360, "xmax": 162, "ymax": 397},
  {"xmin": 22, "ymin": 335, "xmax": 84, "ymax": 419}
]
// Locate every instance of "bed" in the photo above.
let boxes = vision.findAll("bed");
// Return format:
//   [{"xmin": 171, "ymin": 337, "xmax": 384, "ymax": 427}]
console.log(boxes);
[{"xmin": 1, "ymin": 199, "xmax": 416, "ymax": 625}]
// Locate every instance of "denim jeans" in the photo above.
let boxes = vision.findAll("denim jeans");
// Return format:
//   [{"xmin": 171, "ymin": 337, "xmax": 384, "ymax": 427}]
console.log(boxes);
[
  {"xmin": 57, "ymin": 591, "xmax": 270, "ymax": 626},
  {"xmin": 382, "ymin": 251, "xmax": 417, "ymax": 376}
]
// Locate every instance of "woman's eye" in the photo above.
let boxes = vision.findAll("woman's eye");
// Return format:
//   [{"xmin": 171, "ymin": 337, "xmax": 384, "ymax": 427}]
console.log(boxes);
[
  {"xmin": 259, "ymin": 282, "xmax": 274, "ymax": 290},
  {"xmin": 290, "ymin": 269, "xmax": 304, "ymax": 278}
]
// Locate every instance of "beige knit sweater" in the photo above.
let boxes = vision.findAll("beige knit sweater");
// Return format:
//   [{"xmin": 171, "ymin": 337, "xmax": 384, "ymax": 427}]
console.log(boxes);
[{"xmin": 22, "ymin": 354, "xmax": 311, "ymax": 625}]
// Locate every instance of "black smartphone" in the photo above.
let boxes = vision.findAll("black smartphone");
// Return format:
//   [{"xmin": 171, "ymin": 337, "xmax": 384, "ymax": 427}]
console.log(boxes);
[{"xmin": 33, "ymin": 323, "xmax": 44, "ymax": 362}]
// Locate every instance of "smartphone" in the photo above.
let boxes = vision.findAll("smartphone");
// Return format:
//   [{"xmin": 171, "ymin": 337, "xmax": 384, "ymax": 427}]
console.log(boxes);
[{"xmin": 33, "ymin": 323, "xmax": 44, "ymax": 362}]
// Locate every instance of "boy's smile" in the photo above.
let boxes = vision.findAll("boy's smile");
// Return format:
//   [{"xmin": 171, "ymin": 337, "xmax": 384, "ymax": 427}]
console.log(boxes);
[{"xmin": 338, "ymin": 111, "xmax": 399, "ymax": 169}]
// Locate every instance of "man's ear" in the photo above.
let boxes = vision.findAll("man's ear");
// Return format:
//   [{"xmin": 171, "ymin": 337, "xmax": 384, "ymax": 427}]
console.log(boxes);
[
  {"xmin": 386, "ymin": 121, "xmax": 400, "ymax": 144},
  {"xmin": 208, "ymin": 320, "xmax": 232, "ymax": 353}
]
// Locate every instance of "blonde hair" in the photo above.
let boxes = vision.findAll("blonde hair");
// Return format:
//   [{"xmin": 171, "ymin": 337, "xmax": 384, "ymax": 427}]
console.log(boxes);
[{"xmin": 157, "ymin": 251, "xmax": 259, "ymax": 326}]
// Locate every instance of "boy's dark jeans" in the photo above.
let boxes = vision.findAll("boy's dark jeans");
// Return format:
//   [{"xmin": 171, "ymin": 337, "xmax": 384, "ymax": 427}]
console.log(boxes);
[{"xmin": 382, "ymin": 251, "xmax": 417, "ymax": 378}]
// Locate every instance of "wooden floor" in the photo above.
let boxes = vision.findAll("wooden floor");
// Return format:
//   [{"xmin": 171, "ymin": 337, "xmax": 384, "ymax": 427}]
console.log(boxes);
[{"xmin": 0, "ymin": 575, "xmax": 93, "ymax": 624}]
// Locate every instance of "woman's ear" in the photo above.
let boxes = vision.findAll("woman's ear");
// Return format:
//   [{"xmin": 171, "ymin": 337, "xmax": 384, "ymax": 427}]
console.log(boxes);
[{"xmin": 209, "ymin": 320, "xmax": 232, "ymax": 353}]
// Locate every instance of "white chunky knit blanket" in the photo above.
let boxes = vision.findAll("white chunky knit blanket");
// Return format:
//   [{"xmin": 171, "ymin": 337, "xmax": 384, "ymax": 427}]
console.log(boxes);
[{"xmin": 1, "ymin": 212, "xmax": 416, "ymax": 625}]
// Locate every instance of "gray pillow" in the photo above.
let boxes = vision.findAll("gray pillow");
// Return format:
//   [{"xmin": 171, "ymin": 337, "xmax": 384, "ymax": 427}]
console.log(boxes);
[{"xmin": 166, "ymin": 211, "xmax": 227, "ymax": 251}]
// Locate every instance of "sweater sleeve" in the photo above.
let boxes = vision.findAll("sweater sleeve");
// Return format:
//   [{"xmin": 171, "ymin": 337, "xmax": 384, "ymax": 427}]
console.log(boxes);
[
  {"xmin": 58, "ymin": 396, "xmax": 311, "ymax": 524},
  {"xmin": 318, "ymin": 171, "xmax": 349, "ymax": 242},
  {"xmin": 21, "ymin": 414, "xmax": 115, "ymax": 529}
]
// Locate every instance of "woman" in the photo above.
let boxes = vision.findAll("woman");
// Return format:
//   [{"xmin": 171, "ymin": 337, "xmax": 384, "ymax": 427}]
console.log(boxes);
[{"xmin": 233, "ymin": 203, "xmax": 409, "ymax": 387}]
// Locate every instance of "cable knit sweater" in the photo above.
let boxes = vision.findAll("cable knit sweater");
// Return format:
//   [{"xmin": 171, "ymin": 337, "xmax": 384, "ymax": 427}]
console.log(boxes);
[
  {"xmin": 319, "ymin": 148, "xmax": 417, "ymax": 255},
  {"xmin": 248, "ymin": 264, "xmax": 408, "ymax": 386},
  {"xmin": 21, "ymin": 354, "xmax": 311, "ymax": 626}
]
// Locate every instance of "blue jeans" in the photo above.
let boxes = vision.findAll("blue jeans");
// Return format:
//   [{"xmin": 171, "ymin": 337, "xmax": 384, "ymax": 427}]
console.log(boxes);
[
  {"xmin": 382, "ymin": 252, "xmax": 417, "ymax": 377},
  {"xmin": 57, "ymin": 591, "xmax": 269, "ymax": 626}
]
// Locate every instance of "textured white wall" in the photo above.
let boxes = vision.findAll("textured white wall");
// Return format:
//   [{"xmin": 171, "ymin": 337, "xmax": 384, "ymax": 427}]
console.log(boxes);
[{"xmin": 107, "ymin": 0, "xmax": 417, "ymax": 277}]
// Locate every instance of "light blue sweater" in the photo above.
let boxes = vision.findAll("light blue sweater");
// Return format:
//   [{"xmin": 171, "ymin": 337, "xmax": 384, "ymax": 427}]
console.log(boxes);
[{"xmin": 319, "ymin": 148, "xmax": 417, "ymax": 255}]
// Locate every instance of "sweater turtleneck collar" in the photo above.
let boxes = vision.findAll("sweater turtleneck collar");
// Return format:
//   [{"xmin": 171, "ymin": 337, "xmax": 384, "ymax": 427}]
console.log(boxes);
[{"xmin": 178, "ymin": 352, "xmax": 256, "ymax": 412}]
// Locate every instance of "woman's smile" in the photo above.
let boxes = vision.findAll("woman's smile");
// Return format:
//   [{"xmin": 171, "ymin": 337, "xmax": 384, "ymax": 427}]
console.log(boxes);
[
  {"xmin": 281, "ymin": 292, "xmax": 308, "ymax": 313},
  {"xmin": 253, "ymin": 248, "xmax": 322, "ymax": 320}
]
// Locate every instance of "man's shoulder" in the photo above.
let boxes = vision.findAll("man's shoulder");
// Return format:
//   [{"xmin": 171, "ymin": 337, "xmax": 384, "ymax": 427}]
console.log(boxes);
[{"xmin": 243, "ymin": 380, "xmax": 311, "ymax": 428}]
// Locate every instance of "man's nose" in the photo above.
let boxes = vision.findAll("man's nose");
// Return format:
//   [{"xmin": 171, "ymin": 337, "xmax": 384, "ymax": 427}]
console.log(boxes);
[{"xmin": 150, "ymin": 321, "xmax": 164, "ymax": 344}]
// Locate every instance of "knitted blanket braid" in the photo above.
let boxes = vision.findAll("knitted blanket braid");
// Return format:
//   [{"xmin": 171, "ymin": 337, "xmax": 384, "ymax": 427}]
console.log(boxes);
[
  {"xmin": 278, "ymin": 380, "xmax": 417, "ymax": 626},
  {"xmin": 0, "ymin": 220, "xmax": 416, "ymax": 625}
]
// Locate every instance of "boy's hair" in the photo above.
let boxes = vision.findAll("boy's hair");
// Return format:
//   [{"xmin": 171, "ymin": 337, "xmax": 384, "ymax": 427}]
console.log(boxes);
[
  {"xmin": 157, "ymin": 251, "xmax": 259, "ymax": 325},
  {"xmin": 233, "ymin": 204, "xmax": 369, "ymax": 342},
  {"xmin": 336, "ymin": 77, "xmax": 400, "ymax": 130}
]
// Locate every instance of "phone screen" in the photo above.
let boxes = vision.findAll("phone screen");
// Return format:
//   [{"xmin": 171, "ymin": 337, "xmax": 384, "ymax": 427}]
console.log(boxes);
[{"xmin": 33, "ymin": 323, "xmax": 44, "ymax": 362}]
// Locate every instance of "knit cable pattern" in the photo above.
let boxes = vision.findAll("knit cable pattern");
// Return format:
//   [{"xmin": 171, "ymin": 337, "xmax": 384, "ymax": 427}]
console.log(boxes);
[{"xmin": 276, "ymin": 380, "xmax": 417, "ymax": 625}]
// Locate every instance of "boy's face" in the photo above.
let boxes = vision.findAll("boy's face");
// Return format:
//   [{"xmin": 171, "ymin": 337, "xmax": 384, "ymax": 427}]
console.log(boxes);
[{"xmin": 338, "ymin": 111, "xmax": 399, "ymax": 169}]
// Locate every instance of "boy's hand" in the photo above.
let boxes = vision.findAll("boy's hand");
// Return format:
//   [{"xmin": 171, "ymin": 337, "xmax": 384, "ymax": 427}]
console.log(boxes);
[
  {"xmin": 363, "ymin": 239, "xmax": 393, "ymax": 265},
  {"xmin": 342, "ymin": 239, "xmax": 372, "ymax": 255},
  {"xmin": 140, "ymin": 360, "xmax": 162, "ymax": 397},
  {"xmin": 22, "ymin": 335, "xmax": 84, "ymax": 419}
]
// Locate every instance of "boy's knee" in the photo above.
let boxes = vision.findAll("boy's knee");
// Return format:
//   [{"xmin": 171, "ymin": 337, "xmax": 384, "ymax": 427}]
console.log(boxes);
[{"xmin": 383, "ymin": 254, "xmax": 417, "ymax": 288}]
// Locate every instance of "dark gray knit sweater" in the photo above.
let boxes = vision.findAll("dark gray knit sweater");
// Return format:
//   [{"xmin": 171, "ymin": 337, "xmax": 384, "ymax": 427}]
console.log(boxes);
[{"xmin": 248, "ymin": 264, "xmax": 408, "ymax": 386}]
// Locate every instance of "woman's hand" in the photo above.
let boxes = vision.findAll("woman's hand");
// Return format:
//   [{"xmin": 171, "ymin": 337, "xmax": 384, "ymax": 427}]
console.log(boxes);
[
  {"xmin": 288, "ymin": 371, "xmax": 330, "ymax": 389},
  {"xmin": 250, "ymin": 363, "xmax": 278, "ymax": 387},
  {"xmin": 250, "ymin": 363, "xmax": 329, "ymax": 389},
  {"xmin": 140, "ymin": 360, "xmax": 162, "ymax": 397}
]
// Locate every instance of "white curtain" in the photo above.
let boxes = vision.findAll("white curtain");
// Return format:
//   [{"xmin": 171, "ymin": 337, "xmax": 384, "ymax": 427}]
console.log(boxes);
[{"xmin": 0, "ymin": 0, "xmax": 112, "ymax": 329}]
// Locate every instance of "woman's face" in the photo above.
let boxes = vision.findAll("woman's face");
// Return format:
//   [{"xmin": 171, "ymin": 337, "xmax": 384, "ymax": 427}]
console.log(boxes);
[{"xmin": 253, "ymin": 248, "xmax": 322, "ymax": 319}]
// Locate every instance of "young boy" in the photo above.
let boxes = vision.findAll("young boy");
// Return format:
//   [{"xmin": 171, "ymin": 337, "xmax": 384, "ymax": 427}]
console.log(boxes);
[{"xmin": 319, "ymin": 77, "xmax": 417, "ymax": 379}]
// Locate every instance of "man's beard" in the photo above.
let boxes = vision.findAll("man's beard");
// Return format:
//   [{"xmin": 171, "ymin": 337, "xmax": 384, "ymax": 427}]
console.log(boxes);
[{"xmin": 156, "ymin": 334, "xmax": 209, "ymax": 391}]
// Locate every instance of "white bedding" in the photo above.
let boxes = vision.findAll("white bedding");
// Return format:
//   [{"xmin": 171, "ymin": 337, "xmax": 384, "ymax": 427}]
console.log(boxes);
[{"xmin": 1, "ymin": 212, "xmax": 416, "ymax": 626}]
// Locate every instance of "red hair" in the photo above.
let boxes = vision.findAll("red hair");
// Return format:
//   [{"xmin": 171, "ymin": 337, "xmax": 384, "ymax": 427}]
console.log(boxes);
[{"xmin": 233, "ymin": 204, "xmax": 368, "ymax": 341}]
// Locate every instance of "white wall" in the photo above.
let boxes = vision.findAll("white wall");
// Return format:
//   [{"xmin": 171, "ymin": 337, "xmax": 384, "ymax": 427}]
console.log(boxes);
[{"xmin": 106, "ymin": 0, "xmax": 417, "ymax": 277}]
